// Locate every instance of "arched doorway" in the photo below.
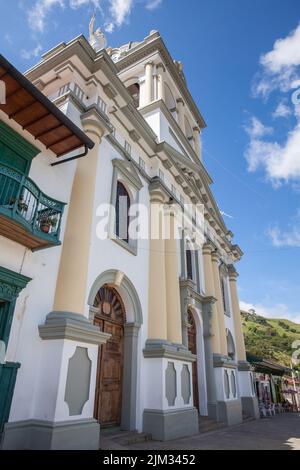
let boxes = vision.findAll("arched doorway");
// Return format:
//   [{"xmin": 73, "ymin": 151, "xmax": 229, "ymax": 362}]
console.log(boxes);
[
  {"xmin": 187, "ymin": 309, "xmax": 199, "ymax": 411},
  {"xmin": 93, "ymin": 285, "xmax": 126, "ymax": 427}
]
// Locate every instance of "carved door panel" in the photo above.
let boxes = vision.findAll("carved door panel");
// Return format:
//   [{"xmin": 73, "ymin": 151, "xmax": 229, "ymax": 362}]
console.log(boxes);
[{"xmin": 93, "ymin": 286, "xmax": 125, "ymax": 427}]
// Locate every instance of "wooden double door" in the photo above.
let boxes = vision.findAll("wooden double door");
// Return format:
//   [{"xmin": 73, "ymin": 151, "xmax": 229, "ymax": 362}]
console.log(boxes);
[
  {"xmin": 93, "ymin": 285, "xmax": 126, "ymax": 427},
  {"xmin": 187, "ymin": 310, "xmax": 199, "ymax": 411}
]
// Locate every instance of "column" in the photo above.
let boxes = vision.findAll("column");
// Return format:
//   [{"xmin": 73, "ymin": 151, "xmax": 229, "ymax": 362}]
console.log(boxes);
[
  {"xmin": 211, "ymin": 252, "xmax": 228, "ymax": 357},
  {"xmin": 176, "ymin": 98, "xmax": 185, "ymax": 130},
  {"xmin": 145, "ymin": 62, "xmax": 154, "ymax": 105},
  {"xmin": 157, "ymin": 63, "xmax": 166, "ymax": 101},
  {"xmin": 202, "ymin": 243, "xmax": 221, "ymax": 354},
  {"xmin": 202, "ymin": 299, "xmax": 218, "ymax": 419},
  {"xmin": 228, "ymin": 265, "xmax": 246, "ymax": 361},
  {"xmin": 165, "ymin": 206, "xmax": 182, "ymax": 345},
  {"xmin": 148, "ymin": 187, "xmax": 168, "ymax": 340},
  {"xmin": 53, "ymin": 113, "xmax": 104, "ymax": 315},
  {"xmin": 193, "ymin": 126, "xmax": 202, "ymax": 161}
]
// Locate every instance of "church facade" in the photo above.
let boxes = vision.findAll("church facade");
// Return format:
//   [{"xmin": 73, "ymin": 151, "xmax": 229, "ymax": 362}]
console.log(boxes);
[{"xmin": 0, "ymin": 27, "xmax": 258, "ymax": 450}]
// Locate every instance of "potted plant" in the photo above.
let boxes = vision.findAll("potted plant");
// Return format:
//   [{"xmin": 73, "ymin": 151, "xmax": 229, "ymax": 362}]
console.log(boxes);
[
  {"xmin": 39, "ymin": 216, "xmax": 58, "ymax": 234},
  {"xmin": 9, "ymin": 195, "xmax": 28, "ymax": 213}
]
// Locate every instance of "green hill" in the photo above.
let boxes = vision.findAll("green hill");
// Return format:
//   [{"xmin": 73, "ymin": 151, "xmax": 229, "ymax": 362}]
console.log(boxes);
[{"xmin": 241, "ymin": 311, "xmax": 300, "ymax": 370}]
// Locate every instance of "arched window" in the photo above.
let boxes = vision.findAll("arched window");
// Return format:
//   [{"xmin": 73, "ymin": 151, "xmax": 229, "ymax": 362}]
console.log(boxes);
[
  {"xmin": 227, "ymin": 330, "xmax": 236, "ymax": 361},
  {"xmin": 164, "ymin": 84, "xmax": 176, "ymax": 116},
  {"xmin": 221, "ymin": 277, "xmax": 227, "ymax": 313},
  {"xmin": 186, "ymin": 249, "xmax": 193, "ymax": 280},
  {"xmin": 224, "ymin": 370, "xmax": 230, "ymax": 399},
  {"xmin": 127, "ymin": 83, "xmax": 140, "ymax": 108},
  {"xmin": 184, "ymin": 116, "xmax": 194, "ymax": 147},
  {"xmin": 116, "ymin": 181, "xmax": 130, "ymax": 243}
]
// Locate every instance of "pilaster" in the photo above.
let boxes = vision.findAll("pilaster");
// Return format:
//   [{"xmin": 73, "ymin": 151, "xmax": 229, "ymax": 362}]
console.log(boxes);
[
  {"xmin": 202, "ymin": 243, "xmax": 221, "ymax": 354},
  {"xmin": 53, "ymin": 111, "xmax": 105, "ymax": 316},
  {"xmin": 211, "ymin": 251, "xmax": 228, "ymax": 356},
  {"xmin": 148, "ymin": 186, "xmax": 168, "ymax": 341},
  {"xmin": 165, "ymin": 206, "xmax": 182, "ymax": 345},
  {"xmin": 228, "ymin": 265, "xmax": 246, "ymax": 361}
]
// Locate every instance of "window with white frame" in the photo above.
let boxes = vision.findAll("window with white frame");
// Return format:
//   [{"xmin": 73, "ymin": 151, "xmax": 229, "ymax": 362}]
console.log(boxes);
[
  {"xmin": 97, "ymin": 96, "xmax": 107, "ymax": 115},
  {"xmin": 227, "ymin": 329, "xmax": 236, "ymax": 361},
  {"xmin": 115, "ymin": 181, "xmax": 130, "ymax": 243},
  {"xmin": 139, "ymin": 157, "xmax": 145, "ymax": 171},
  {"xmin": 124, "ymin": 141, "xmax": 131, "ymax": 155},
  {"xmin": 110, "ymin": 159, "xmax": 143, "ymax": 255},
  {"xmin": 220, "ymin": 265, "xmax": 231, "ymax": 316},
  {"xmin": 186, "ymin": 248, "xmax": 193, "ymax": 281},
  {"xmin": 58, "ymin": 83, "xmax": 71, "ymax": 96}
]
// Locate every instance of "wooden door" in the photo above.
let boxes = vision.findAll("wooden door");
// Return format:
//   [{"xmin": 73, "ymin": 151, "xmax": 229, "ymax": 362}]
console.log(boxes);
[
  {"xmin": 93, "ymin": 286, "xmax": 126, "ymax": 427},
  {"xmin": 187, "ymin": 310, "xmax": 199, "ymax": 411}
]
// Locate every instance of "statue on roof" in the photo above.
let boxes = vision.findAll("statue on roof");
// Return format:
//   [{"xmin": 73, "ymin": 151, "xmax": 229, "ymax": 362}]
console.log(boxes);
[{"xmin": 89, "ymin": 14, "xmax": 107, "ymax": 52}]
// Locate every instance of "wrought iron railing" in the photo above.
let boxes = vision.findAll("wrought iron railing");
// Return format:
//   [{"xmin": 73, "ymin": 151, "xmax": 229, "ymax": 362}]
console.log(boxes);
[{"xmin": 0, "ymin": 163, "xmax": 65, "ymax": 244}]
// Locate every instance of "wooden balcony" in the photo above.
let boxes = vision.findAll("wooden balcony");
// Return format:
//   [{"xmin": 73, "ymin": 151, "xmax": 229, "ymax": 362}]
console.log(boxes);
[{"xmin": 0, "ymin": 163, "xmax": 66, "ymax": 250}]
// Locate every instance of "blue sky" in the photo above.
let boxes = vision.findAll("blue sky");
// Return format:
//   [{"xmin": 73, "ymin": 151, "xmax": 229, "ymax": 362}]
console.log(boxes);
[{"xmin": 1, "ymin": 0, "xmax": 300, "ymax": 323}]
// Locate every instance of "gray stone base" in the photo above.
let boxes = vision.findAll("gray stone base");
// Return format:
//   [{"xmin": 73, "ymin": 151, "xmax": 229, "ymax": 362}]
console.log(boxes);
[
  {"xmin": 207, "ymin": 402, "xmax": 218, "ymax": 421},
  {"xmin": 143, "ymin": 408, "xmax": 199, "ymax": 441},
  {"xmin": 241, "ymin": 396, "xmax": 260, "ymax": 420},
  {"xmin": 1, "ymin": 418, "xmax": 100, "ymax": 450},
  {"xmin": 216, "ymin": 399, "xmax": 243, "ymax": 426}
]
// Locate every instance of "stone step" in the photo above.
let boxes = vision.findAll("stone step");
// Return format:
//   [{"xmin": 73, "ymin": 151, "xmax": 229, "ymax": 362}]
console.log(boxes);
[
  {"xmin": 198, "ymin": 417, "xmax": 226, "ymax": 433},
  {"xmin": 101, "ymin": 428, "xmax": 152, "ymax": 447}
]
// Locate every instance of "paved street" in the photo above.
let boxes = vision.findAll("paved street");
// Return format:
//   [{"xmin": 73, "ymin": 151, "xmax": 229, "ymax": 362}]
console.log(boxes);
[{"xmin": 102, "ymin": 414, "xmax": 300, "ymax": 451}]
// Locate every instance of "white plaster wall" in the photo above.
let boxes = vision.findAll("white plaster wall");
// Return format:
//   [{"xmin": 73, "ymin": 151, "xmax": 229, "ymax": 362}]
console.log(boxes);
[
  {"xmin": 143, "ymin": 109, "xmax": 161, "ymax": 140},
  {"xmin": 238, "ymin": 370, "xmax": 255, "ymax": 398},
  {"xmin": 84, "ymin": 137, "xmax": 151, "ymax": 432},
  {"xmin": 0, "ymin": 112, "xmax": 77, "ymax": 423},
  {"xmin": 143, "ymin": 357, "xmax": 194, "ymax": 412},
  {"xmin": 215, "ymin": 367, "xmax": 239, "ymax": 402}
]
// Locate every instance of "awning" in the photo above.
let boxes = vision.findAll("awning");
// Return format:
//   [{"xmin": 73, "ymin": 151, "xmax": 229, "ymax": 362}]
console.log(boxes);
[{"xmin": 0, "ymin": 54, "xmax": 94, "ymax": 157}]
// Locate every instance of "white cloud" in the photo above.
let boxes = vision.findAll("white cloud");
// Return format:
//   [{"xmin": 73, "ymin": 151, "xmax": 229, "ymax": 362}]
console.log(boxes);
[
  {"xmin": 25, "ymin": 0, "xmax": 162, "ymax": 36},
  {"xmin": 246, "ymin": 26, "xmax": 300, "ymax": 186},
  {"xmin": 272, "ymin": 102, "xmax": 292, "ymax": 119},
  {"xmin": 244, "ymin": 116, "xmax": 300, "ymax": 184},
  {"xmin": 254, "ymin": 22, "xmax": 300, "ymax": 97},
  {"xmin": 104, "ymin": 22, "xmax": 114, "ymax": 33},
  {"xmin": 261, "ymin": 23, "xmax": 300, "ymax": 74},
  {"xmin": 240, "ymin": 300, "xmax": 300, "ymax": 324},
  {"xmin": 4, "ymin": 34, "xmax": 13, "ymax": 45},
  {"xmin": 28, "ymin": 0, "xmax": 65, "ymax": 33},
  {"xmin": 27, "ymin": 0, "xmax": 100, "ymax": 33},
  {"xmin": 108, "ymin": 0, "xmax": 133, "ymax": 28},
  {"xmin": 69, "ymin": 0, "xmax": 100, "ymax": 8},
  {"xmin": 20, "ymin": 44, "xmax": 43, "ymax": 60},
  {"xmin": 268, "ymin": 225, "xmax": 300, "ymax": 248},
  {"xmin": 245, "ymin": 116, "xmax": 273, "ymax": 138},
  {"xmin": 145, "ymin": 0, "xmax": 162, "ymax": 10}
]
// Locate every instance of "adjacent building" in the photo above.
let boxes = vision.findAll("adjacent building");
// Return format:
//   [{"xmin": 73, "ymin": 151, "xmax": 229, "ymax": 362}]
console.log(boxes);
[{"xmin": 0, "ymin": 26, "xmax": 258, "ymax": 450}]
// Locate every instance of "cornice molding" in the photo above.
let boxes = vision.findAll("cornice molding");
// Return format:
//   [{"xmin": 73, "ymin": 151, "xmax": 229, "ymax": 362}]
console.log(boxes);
[
  {"xmin": 143, "ymin": 340, "xmax": 196, "ymax": 362},
  {"xmin": 0, "ymin": 266, "xmax": 32, "ymax": 302},
  {"xmin": 39, "ymin": 311, "xmax": 111, "ymax": 345}
]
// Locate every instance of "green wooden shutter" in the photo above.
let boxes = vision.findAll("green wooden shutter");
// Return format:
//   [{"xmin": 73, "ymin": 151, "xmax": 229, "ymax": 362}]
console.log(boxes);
[{"xmin": 0, "ymin": 120, "xmax": 40, "ymax": 175}]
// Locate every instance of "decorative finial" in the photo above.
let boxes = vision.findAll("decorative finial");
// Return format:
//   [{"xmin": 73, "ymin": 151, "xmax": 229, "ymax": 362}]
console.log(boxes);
[{"xmin": 89, "ymin": 14, "xmax": 107, "ymax": 52}]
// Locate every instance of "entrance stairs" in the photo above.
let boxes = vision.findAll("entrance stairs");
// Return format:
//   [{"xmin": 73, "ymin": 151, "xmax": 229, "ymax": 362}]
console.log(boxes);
[
  {"xmin": 101, "ymin": 428, "xmax": 152, "ymax": 449},
  {"xmin": 198, "ymin": 416, "xmax": 227, "ymax": 433}
]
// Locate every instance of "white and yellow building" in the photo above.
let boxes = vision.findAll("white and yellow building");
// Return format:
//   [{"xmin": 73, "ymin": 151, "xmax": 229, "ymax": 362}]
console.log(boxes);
[{"xmin": 0, "ymin": 26, "xmax": 258, "ymax": 450}]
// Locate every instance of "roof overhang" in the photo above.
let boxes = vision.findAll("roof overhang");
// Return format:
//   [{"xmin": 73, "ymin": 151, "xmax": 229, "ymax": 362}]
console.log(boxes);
[{"xmin": 0, "ymin": 54, "xmax": 94, "ymax": 158}]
